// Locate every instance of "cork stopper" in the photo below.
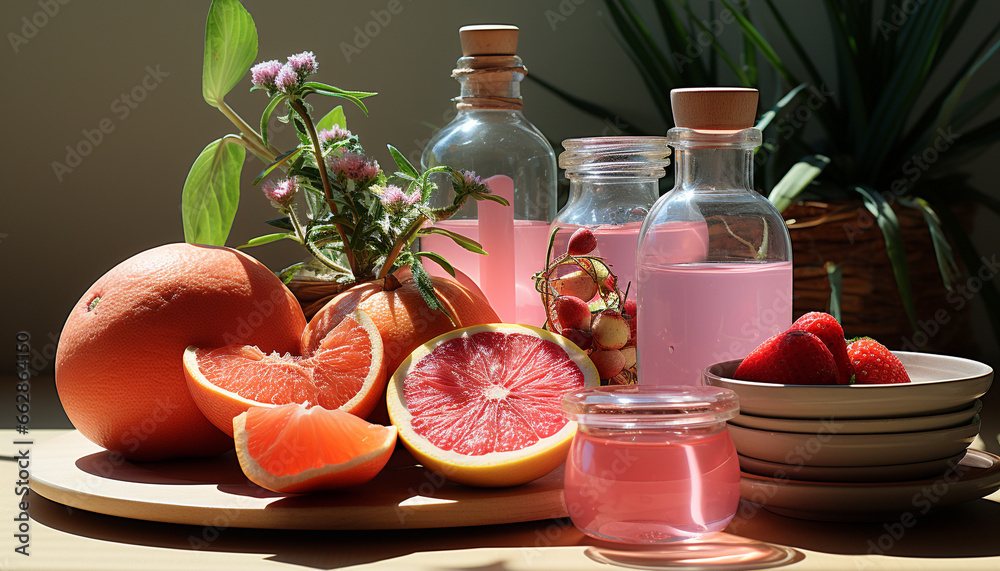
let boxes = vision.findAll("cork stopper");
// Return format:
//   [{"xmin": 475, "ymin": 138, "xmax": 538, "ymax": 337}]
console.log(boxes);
[
  {"xmin": 460, "ymin": 25, "xmax": 519, "ymax": 56},
  {"xmin": 670, "ymin": 88, "xmax": 758, "ymax": 131}
]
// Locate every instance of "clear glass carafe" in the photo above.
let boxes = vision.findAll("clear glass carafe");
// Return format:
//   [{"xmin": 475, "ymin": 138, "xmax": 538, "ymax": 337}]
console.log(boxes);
[
  {"xmin": 637, "ymin": 91, "xmax": 792, "ymax": 386},
  {"xmin": 552, "ymin": 137, "xmax": 670, "ymax": 294},
  {"xmin": 420, "ymin": 25, "xmax": 557, "ymax": 326}
]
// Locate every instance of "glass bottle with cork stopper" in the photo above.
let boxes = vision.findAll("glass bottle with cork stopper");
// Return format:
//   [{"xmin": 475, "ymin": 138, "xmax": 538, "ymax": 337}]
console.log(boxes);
[
  {"xmin": 636, "ymin": 88, "xmax": 793, "ymax": 386},
  {"xmin": 421, "ymin": 24, "xmax": 557, "ymax": 326}
]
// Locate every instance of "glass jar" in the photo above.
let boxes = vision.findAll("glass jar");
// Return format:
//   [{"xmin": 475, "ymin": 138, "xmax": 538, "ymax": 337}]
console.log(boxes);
[
  {"xmin": 552, "ymin": 137, "xmax": 670, "ymax": 294},
  {"xmin": 637, "ymin": 88, "xmax": 792, "ymax": 386},
  {"xmin": 561, "ymin": 385, "xmax": 740, "ymax": 544},
  {"xmin": 421, "ymin": 25, "xmax": 557, "ymax": 326}
]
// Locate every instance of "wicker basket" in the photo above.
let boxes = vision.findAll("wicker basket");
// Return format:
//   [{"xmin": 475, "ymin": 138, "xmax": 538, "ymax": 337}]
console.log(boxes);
[{"xmin": 784, "ymin": 200, "xmax": 971, "ymax": 353}]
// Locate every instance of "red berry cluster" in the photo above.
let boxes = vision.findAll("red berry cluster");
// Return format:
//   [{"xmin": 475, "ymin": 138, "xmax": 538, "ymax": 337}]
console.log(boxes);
[{"xmin": 535, "ymin": 228, "xmax": 637, "ymax": 384}]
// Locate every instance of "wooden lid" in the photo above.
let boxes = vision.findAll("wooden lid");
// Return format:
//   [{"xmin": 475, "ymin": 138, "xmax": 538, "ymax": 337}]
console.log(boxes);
[
  {"xmin": 460, "ymin": 25, "xmax": 519, "ymax": 56},
  {"xmin": 670, "ymin": 87, "xmax": 758, "ymax": 131}
]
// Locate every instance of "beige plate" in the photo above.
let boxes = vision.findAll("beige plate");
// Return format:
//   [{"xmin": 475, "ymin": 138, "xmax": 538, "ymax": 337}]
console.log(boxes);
[
  {"xmin": 738, "ymin": 451, "xmax": 967, "ymax": 483},
  {"xmin": 740, "ymin": 449, "xmax": 1000, "ymax": 522},
  {"xmin": 29, "ymin": 431, "xmax": 568, "ymax": 530},
  {"xmin": 704, "ymin": 351, "xmax": 992, "ymax": 419},
  {"xmin": 728, "ymin": 420, "xmax": 980, "ymax": 467},
  {"xmin": 729, "ymin": 400, "xmax": 982, "ymax": 434}
]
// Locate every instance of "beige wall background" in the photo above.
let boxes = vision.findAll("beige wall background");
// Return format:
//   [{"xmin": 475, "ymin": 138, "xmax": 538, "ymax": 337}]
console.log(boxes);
[{"xmin": 3, "ymin": 0, "xmax": 999, "ymax": 391}]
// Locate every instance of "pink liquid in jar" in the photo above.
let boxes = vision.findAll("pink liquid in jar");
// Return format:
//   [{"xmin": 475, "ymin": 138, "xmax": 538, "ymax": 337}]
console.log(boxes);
[
  {"xmin": 562, "ymin": 385, "xmax": 740, "ymax": 544},
  {"xmin": 420, "ymin": 218, "xmax": 551, "ymax": 326},
  {"xmin": 637, "ymin": 260, "xmax": 792, "ymax": 386}
]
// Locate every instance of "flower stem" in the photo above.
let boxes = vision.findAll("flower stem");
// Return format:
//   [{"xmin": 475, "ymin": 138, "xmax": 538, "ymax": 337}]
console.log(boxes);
[
  {"xmin": 288, "ymin": 97, "xmax": 359, "ymax": 277},
  {"xmin": 217, "ymin": 99, "xmax": 279, "ymax": 159},
  {"xmin": 377, "ymin": 214, "xmax": 427, "ymax": 279}
]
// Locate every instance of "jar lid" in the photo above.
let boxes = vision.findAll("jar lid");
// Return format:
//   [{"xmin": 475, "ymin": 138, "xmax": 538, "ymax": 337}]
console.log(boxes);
[
  {"xmin": 559, "ymin": 136, "xmax": 671, "ymax": 178},
  {"xmin": 562, "ymin": 385, "xmax": 739, "ymax": 428},
  {"xmin": 459, "ymin": 24, "xmax": 519, "ymax": 56},
  {"xmin": 670, "ymin": 87, "xmax": 758, "ymax": 132}
]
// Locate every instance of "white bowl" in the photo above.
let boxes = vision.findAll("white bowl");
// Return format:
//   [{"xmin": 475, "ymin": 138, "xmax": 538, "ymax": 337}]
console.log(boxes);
[
  {"xmin": 704, "ymin": 351, "xmax": 992, "ymax": 419},
  {"xmin": 738, "ymin": 451, "xmax": 966, "ymax": 483},
  {"xmin": 729, "ymin": 400, "xmax": 982, "ymax": 434},
  {"xmin": 728, "ymin": 420, "xmax": 980, "ymax": 467}
]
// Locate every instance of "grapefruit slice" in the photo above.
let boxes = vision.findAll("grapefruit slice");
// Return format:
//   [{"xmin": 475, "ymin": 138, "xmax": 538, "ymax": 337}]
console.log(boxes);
[
  {"xmin": 387, "ymin": 323, "xmax": 600, "ymax": 487},
  {"xmin": 235, "ymin": 403, "xmax": 397, "ymax": 493},
  {"xmin": 184, "ymin": 310, "xmax": 386, "ymax": 436}
]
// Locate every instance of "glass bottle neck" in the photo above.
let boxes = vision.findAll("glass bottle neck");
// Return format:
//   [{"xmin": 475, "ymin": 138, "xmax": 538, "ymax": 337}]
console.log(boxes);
[
  {"xmin": 674, "ymin": 147, "xmax": 754, "ymax": 193},
  {"xmin": 453, "ymin": 55, "xmax": 525, "ymax": 110}
]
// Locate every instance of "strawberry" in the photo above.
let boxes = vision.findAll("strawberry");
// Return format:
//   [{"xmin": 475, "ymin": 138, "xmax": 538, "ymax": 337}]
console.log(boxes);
[
  {"xmin": 789, "ymin": 312, "xmax": 854, "ymax": 385},
  {"xmin": 567, "ymin": 227, "xmax": 598, "ymax": 255},
  {"xmin": 734, "ymin": 330, "xmax": 839, "ymax": 385},
  {"xmin": 846, "ymin": 337, "xmax": 911, "ymax": 384}
]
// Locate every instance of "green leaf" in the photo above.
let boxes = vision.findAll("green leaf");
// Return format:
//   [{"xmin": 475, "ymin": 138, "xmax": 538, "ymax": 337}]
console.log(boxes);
[
  {"xmin": 182, "ymin": 138, "xmax": 245, "ymax": 246},
  {"xmin": 278, "ymin": 262, "xmax": 306, "ymax": 284},
  {"xmin": 387, "ymin": 145, "xmax": 419, "ymax": 179},
  {"xmin": 265, "ymin": 216, "xmax": 293, "ymax": 230},
  {"xmin": 767, "ymin": 155, "xmax": 830, "ymax": 212},
  {"xmin": 825, "ymin": 262, "xmax": 842, "ymax": 322},
  {"xmin": 854, "ymin": 184, "xmax": 917, "ymax": 330},
  {"xmin": 252, "ymin": 147, "xmax": 302, "ymax": 185},
  {"xmin": 417, "ymin": 227, "xmax": 487, "ymax": 255},
  {"xmin": 236, "ymin": 232, "xmax": 293, "ymax": 249},
  {"xmin": 903, "ymin": 197, "xmax": 959, "ymax": 291},
  {"xmin": 259, "ymin": 94, "xmax": 286, "ymax": 148},
  {"xmin": 202, "ymin": 0, "xmax": 257, "ymax": 108},
  {"xmin": 409, "ymin": 257, "xmax": 455, "ymax": 325},
  {"xmin": 415, "ymin": 251, "xmax": 456, "ymax": 277},
  {"xmin": 301, "ymin": 82, "xmax": 375, "ymax": 115},
  {"xmin": 315, "ymin": 105, "xmax": 347, "ymax": 132},
  {"xmin": 756, "ymin": 83, "xmax": 808, "ymax": 133}
]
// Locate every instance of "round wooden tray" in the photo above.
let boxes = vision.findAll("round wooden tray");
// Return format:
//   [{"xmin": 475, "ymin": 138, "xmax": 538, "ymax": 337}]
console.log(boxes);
[{"xmin": 29, "ymin": 431, "xmax": 568, "ymax": 530}]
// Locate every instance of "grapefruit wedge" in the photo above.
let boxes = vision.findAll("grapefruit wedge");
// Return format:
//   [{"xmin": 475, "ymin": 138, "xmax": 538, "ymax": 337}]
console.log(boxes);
[
  {"xmin": 387, "ymin": 323, "xmax": 600, "ymax": 487},
  {"xmin": 184, "ymin": 310, "xmax": 386, "ymax": 436},
  {"xmin": 235, "ymin": 403, "xmax": 397, "ymax": 493}
]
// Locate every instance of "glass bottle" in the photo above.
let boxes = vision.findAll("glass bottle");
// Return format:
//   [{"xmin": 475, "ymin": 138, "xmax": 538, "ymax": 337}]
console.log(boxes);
[
  {"xmin": 637, "ymin": 88, "xmax": 793, "ymax": 386},
  {"xmin": 552, "ymin": 137, "xmax": 670, "ymax": 294},
  {"xmin": 420, "ymin": 25, "xmax": 557, "ymax": 326}
]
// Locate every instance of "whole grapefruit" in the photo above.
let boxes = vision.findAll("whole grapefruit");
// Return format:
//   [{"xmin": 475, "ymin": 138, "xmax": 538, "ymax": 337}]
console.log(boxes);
[
  {"xmin": 55, "ymin": 243, "xmax": 306, "ymax": 461},
  {"xmin": 301, "ymin": 273, "xmax": 499, "ymax": 377}
]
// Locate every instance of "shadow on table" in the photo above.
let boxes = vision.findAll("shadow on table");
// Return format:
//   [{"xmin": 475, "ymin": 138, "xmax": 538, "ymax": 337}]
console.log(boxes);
[
  {"xmin": 74, "ymin": 449, "xmax": 260, "ymax": 488},
  {"xmin": 29, "ymin": 494, "xmax": 591, "ymax": 569},
  {"xmin": 729, "ymin": 498, "xmax": 1000, "ymax": 559}
]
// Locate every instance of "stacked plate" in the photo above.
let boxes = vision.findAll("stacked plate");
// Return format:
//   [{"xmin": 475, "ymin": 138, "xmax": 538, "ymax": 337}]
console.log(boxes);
[{"xmin": 703, "ymin": 351, "xmax": 999, "ymax": 521}]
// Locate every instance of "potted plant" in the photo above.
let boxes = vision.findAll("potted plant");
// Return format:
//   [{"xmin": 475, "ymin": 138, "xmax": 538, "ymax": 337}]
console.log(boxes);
[{"xmin": 531, "ymin": 0, "xmax": 1000, "ymax": 355}]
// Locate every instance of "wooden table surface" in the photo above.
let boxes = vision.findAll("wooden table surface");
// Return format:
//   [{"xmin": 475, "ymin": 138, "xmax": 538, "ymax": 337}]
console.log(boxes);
[{"xmin": 5, "ymin": 375, "xmax": 1000, "ymax": 569}]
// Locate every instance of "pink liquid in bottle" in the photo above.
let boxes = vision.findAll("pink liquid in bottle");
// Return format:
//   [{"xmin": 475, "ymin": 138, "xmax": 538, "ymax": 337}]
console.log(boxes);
[
  {"xmin": 552, "ymin": 222, "xmax": 643, "ymax": 294},
  {"xmin": 421, "ymin": 218, "xmax": 551, "ymax": 326},
  {"xmin": 637, "ymin": 260, "xmax": 792, "ymax": 386},
  {"xmin": 564, "ymin": 428, "xmax": 740, "ymax": 543}
]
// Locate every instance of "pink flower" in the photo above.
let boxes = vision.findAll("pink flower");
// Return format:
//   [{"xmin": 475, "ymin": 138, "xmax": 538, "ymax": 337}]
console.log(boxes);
[
  {"xmin": 327, "ymin": 152, "xmax": 379, "ymax": 182},
  {"xmin": 377, "ymin": 185, "xmax": 421, "ymax": 213},
  {"xmin": 460, "ymin": 170, "xmax": 483, "ymax": 188},
  {"xmin": 262, "ymin": 177, "xmax": 297, "ymax": 206},
  {"xmin": 275, "ymin": 64, "xmax": 298, "ymax": 94},
  {"xmin": 250, "ymin": 60, "xmax": 283, "ymax": 91},
  {"xmin": 286, "ymin": 51, "xmax": 318, "ymax": 78},
  {"xmin": 318, "ymin": 125, "xmax": 352, "ymax": 147}
]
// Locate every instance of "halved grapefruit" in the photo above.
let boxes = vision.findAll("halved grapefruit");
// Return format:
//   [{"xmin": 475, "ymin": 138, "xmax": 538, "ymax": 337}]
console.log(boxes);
[
  {"xmin": 184, "ymin": 310, "xmax": 385, "ymax": 436},
  {"xmin": 387, "ymin": 323, "xmax": 600, "ymax": 487},
  {"xmin": 235, "ymin": 403, "xmax": 397, "ymax": 493}
]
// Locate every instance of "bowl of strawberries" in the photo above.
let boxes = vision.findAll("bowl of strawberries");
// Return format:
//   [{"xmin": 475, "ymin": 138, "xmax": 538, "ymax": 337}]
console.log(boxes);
[{"xmin": 703, "ymin": 312, "xmax": 993, "ymax": 420}]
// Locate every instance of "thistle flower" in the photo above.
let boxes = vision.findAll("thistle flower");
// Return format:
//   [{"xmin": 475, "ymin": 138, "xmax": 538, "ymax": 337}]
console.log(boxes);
[
  {"xmin": 286, "ymin": 51, "xmax": 318, "ymax": 78},
  {"xmin": 318, "ymin": 125, "xmax": 353, "ymax": 147},
  {"xmin": 275, "ymin": 64, "xmax": 299, "ymax": 94},
  {"xmin": 327, "ymin": 152, "xmax": 379, "ymax": 182},
  {"xmin": 459, "ymin": 170, "xmax": 483, "ymax": 188},
  {"xmin": 376, "ymin": 184, "xmax": 420, "ymax": 213},
  {"xmin": 250, "ymin": 60, "xmax": 283, "ymax": 92},
  {"xmin": 262, "ymin": 177, "xmax": 298, "ymax": 207}
]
